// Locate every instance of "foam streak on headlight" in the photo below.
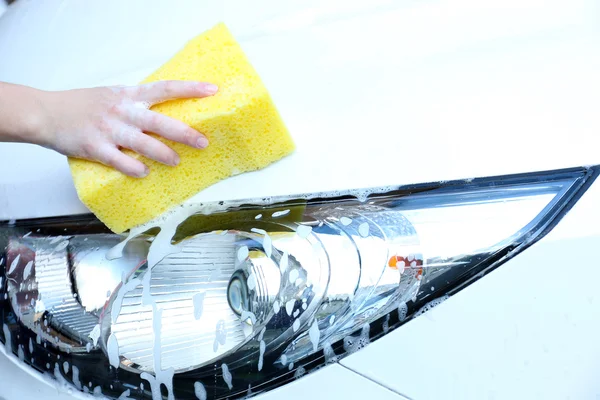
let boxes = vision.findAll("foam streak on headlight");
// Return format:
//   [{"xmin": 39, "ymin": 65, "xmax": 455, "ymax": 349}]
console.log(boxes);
[{"xmin": 1, "ymin": 166, "xmax": 597, "ymax": 400}]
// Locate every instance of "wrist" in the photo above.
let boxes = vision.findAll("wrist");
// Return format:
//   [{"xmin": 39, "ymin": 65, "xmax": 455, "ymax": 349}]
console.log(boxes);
[
  {"xmin": 0, "ymin": 82, "xmax": 54, "ymax": 147},
  {"xmin": 20, "ymin": 88, "xmax": 55, "ymax": 147}
]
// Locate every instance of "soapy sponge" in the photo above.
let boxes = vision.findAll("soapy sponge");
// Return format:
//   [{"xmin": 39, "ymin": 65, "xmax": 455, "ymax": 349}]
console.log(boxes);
[{"xmin": 68, "ymin": 23, "xmax": 295, "ymax": 233}]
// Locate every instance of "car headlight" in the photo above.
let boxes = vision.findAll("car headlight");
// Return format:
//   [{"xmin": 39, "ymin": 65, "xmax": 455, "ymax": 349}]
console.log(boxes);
[{"xmin": 1, "ymin": 166, "xmax": 597, "ymax": 400}]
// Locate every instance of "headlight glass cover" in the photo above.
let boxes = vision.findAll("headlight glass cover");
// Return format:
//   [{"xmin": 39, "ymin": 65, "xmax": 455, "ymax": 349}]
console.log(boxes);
[{"xmin": 1, "ymin": 166, "xmax": 597, "ymax": 400}]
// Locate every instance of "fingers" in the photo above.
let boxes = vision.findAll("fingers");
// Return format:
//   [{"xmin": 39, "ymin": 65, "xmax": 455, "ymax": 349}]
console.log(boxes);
[
  {"xmin": 94, "ymin": 143, "xmax": 149, "ymax": 178},
  {"xmin": 128, "ymin": 80, "xmax": 218, "ymax": 106},
  {"xmin": 113, "ymin": 124, "xmax": 181, "ymax": 166},
  {"xmin": 123, "ymin": 107, "xmax": 209, "ymax": 149}
]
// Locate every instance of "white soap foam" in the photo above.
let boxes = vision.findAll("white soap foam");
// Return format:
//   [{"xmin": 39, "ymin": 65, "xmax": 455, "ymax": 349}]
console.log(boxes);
[
  {"xmin": 308, "ymin": 321, "xmax": 320, "ymax": 352},
  {"xmin": 89, "ymin": 324, "xmax": 101, "ymax": 347},
  {"xmin": 54, "ymin": 240, "xmax": 69, "ymax": 252},
  {"xmin": 214, "ymin": 320, "xmax": 227, "ymax": 352},
  {"xmin": 221, "ymin": 363, "xmax": 233, "ymax": 390},
  {"xmin": 358, "ymin": 223, "xmax": 370, "ymax": 238},
  {"xmin": 72, "ymin": 366, "xmax": 82, "ymax": 390},
  {"xmin": 343, "ymin": 324, "xmax": 371, "ymax": 354},
  {"xmin": 340, "ymin": 217, "xmax": 352, "ymax": 226},
  {"xmin": 292, "ymin": 319, "xmax": 300, "ymax": 332},
  {"xmin": 63, "ymin": 361, "xmax": 69, "ymax": 374},
  {"xmin": 398, "ymin": 301, "xmax": 408, "ymax": 322},
  {"xmin": 111, "ymin": 278, "xmax": 141, "ymax": 324},
  {"xmin": 241, "ymin": 311, "xmax": 257, "ymax": 325},
  {"xmin": 272, "ymin": 209, "xmax": 290, "ymax": 218},
  {"xmin": 414, "ymin": 295, "xmax": 449, "ymax": 317},
  {"xmin": 383, "ymin": 314, "xmax": 390, "ymax": 334},
  {"xmin": 118, "ymin": 389, "xmax": 132, "ymax": 400},
  {"xmin": 273, "ymin": 300, "xmax": 281, "ymax": 314},
  {"xmin": 258, "ymin": 340, "xmax": 266, "ymax": 371},
  {"xmin": 288, "ymin": 269, "xmax": 299, "ymax": 284},
  {"xmin": 247, "ymin": 272, "xmax": 257, "ymax": 291},
  {"xmin": 237, "ymin": 246, "xmax": 249, "ymax": 263},
  {"xmin": 107, "ymin": 333, "xmax": 120, "ymax": 368},
  {"xmin": 7, "ymin": 254, "xmax": 20, "ymax": 274},
  {"xmin": 194, "ymin": 382, "xmax": 207, "ymax": 400},
  {"xmin": 296, "ymin": 225, "xmax": 312, "ymax": 239},
  {"xmin": 285, "ymin": 299, "xmax": 295, "ymax": 316},
  {"xmin": 22, "ymin": 260, "xmax": 33, "ymax": 280},
  {"xmin": 280, "ymin": 251, "xmax": 289, "ymax": 274},
  {"xmin": 258, "ymin": 327, "xmax": 266, "ymax": 342},
  {"xmin": 323, "ymin": 342, "xmax": 339, "ymax": 364},
  {"xmin": 193, "ymin": 292, "xmax": 206, "ymax": 320},
  {"xmin": 3, "ymin": 324, "xmax": 11, "ymax": 353}
]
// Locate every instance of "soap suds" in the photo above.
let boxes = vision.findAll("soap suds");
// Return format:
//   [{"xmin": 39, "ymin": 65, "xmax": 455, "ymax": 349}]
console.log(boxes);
[
  {"xmin": 107, "ymin": 333, "xmax": 120, "ymax": 368},
  {"xmin": 414, "ymin": 296, "xmax": 449, "ymax": 317},
  {"xmin": 72, "ymin": 365, "xmax": 82, "ymax": 390},
  {"xmin": 285, "ymin": 299, "xmax": 295, "ymax": 316},
  {"xmin": 8, "ymin": 254, "xmax": 20, "ymax": 274},
  {"xmin": 280, "ymin": 251, "xmax": 289, "ymax": 274},
  {"xmin": 241, "ymin": 311, "xmax": 257, "ymax": 325},
  {"xmin": 222, "ymin": 363, "xmax": 233, "ymax": 390},
  {"xmin": 194, "ymin": 382, "xmax": 207, "ymax": 400},
  {"xmin": 22, "ymin": 260, "xmax": 33, "ymax": 280},
  {"xmin": 292, "ymin": 319, "xmax": 300, "ymax": 332},
  {"xmin": 193, "ymin": 292, "xmax": 205, "ymax": 320},
  {"xmin": 398, "ymin": 302, "xmax": 408, "ymax": 322},
  {"xmin": 340, "ymin": 217, "xmax": 352, "ymax": 226},
  {"xmin": 237, "ymin": 246, "xmax": 249, "ymax": 263},
  {"xmin": 273, "ymin": 300, "xmax": 281, "ymax": 314},
  {"xmin": 272, "ymin": 209, "xmax": 290, "ymax": 218},
  {"xmin": 288, "ymin": 269, "xmax": 299, "ymax": 284},
  {"xmin": 54, "ymin": 240, "xmax": 69, "ymax": 252},
  {"xmin": 296, "ymin": 225, "xmax": 312, "ymax": 239},
  {"xmin": 214, "ymin": 320, "xmax": 227, "ymax": 352},
  {"xmin": 89, "ymin": 324, "xmax": 101, "ymax": 347},
  {"xmin": 308, "ymin": 320, "xmax": 320, "ymax": 352},
  {"xmin": 3, "ymin": 324, "xmax": 11, "ymax": 353},
  {"xmin": 258, "ymin": 340, "xmax": 266, "ymax": 371},
  {"xmin": 111, "ymin": 278, "xmax": 141, "ymax": 324},
  {"xmin": 247, "ymin": 272, "xmax": 257, "ymax": 291},
  {"xmin": 358, "ymin": 223, "xmax": 370, "ymax": 238},
  {"xmin": 323, "ymin": 342, "xmax": 339, "ymax": 364},
  {"xmin": 343, "ymin": 324, "xmax": 371, "ymax": 354}
]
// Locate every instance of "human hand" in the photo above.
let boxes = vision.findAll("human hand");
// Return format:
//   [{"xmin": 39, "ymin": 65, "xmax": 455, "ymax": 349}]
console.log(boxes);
[{"xmin": 40, "ymin": 81, "xmax": 218, "ymax": 177}]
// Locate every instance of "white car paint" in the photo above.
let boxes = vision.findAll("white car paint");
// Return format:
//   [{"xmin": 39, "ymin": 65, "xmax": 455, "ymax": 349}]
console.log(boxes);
[{"xmin": 0, "ymin": 0, "xmax": 598, "ymax": 399}]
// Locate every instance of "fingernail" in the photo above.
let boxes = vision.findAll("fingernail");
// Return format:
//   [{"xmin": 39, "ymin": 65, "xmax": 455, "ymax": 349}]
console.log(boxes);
[
  {"xmin": 171, "ymin": 155, "xmax": 180, "ymax": 166},
  {"xmin": 139, "ymin": 167, "xmax": 150, "ymax": 178},
  {"xmin": 196, "ymin": 137, "xmax": 209, "ymax": 149},
  {"xmin": 204, "ymin": 83, "xmax": 218, "ymax": 95}
]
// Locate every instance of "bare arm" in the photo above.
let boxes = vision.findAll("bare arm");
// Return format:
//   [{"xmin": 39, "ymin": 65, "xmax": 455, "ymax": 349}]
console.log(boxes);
[{"xmin": 0, "ymin": 80, "xmax": 218, "ymax": 177}]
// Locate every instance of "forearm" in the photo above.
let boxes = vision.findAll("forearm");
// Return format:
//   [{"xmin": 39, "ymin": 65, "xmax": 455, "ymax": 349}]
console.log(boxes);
[{"xmin": 0, "ymin": 82, "xmax": 50, "ymax": 145}]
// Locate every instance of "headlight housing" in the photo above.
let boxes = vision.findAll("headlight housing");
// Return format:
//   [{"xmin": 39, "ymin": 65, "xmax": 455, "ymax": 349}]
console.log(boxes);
[{"xmin": 1, "ymin": 166, "xmax": 597, "ymax": 400}]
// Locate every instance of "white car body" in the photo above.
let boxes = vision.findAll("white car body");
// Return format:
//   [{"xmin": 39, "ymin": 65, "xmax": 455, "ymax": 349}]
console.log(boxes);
[{"xmin": 1, "ymin": 1, "xmax": 599, "ymax": 399}]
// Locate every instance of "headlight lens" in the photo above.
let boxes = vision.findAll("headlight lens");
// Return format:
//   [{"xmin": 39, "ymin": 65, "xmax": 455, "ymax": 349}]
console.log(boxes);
[{"xmin": 1, "ymin": 166, "xmax": 597, "ymax": 399}]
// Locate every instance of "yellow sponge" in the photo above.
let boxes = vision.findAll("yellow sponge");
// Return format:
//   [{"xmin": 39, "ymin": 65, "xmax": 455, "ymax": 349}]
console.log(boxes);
[{"xmin": 68, "ymin": 23, "xmax": 295, "ymax": 233}]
